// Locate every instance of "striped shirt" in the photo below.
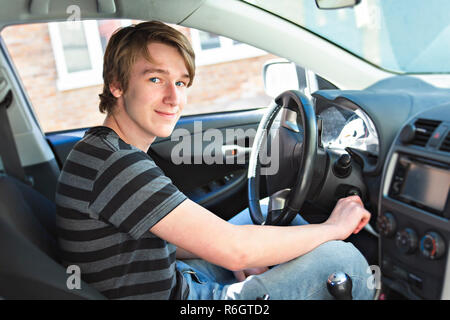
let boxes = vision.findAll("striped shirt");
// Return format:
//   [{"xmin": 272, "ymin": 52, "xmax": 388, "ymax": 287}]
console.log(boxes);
[{"xmin": 55, "ymin": 126, "xmax": 188, "ymax": 299}]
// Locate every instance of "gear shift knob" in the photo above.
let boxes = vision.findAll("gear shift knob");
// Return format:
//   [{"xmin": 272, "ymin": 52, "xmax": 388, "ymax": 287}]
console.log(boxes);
[{"xmin": 327, "ymin": 272, "xmax": 353, "ymax": 300}]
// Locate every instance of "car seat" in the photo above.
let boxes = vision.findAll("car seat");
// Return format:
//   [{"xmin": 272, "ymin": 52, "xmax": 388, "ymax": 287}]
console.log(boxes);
[{"xmin": 0, "ymin": 174, "xmax": 105, "ymax": 299}]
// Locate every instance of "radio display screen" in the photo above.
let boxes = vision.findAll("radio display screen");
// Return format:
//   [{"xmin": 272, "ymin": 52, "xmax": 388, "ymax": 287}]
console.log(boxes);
[{"xmin": 401, "ymin": 162, "xmax": 450, "ymax": 212}]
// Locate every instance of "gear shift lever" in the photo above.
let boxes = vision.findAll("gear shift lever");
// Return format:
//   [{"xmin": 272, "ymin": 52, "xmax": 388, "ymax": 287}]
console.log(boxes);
[{"xmin": 327, "ymin": 272, "xmax": 353, "ymax": 300}]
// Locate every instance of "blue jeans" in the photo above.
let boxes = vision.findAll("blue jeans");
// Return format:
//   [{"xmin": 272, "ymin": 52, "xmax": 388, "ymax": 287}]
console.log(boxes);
[{"xmin": 176, "ymin": 202, "xmax": 375, "ymax": 300}]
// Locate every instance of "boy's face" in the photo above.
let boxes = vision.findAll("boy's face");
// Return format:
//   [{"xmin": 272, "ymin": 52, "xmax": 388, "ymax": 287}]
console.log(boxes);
[{"xmin": 111, "ymin": 42, "xmax": 190, "ymax": 143}]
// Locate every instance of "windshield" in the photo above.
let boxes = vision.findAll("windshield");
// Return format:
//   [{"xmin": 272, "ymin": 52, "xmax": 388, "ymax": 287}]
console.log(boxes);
[{"xmin": 243, "ymin": 0, "xmax": 450, "ymax": 74}]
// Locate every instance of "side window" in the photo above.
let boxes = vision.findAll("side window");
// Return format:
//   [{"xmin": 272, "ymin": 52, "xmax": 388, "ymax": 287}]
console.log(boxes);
[
  {"xmin": 1, "ymin": 21, "xmax": 279, "ymax": 133},
  {"xmin": 1, "ymin": 20, "xmax": 128, "ymax": 133},
  {"xmin": 185, "ymin": 29, "xmax": 277, "ymax": 116}
]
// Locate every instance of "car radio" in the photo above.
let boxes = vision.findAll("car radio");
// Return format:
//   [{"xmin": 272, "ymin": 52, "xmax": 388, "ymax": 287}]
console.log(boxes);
[{"xmin": 389, "ymin": 154, "xmax": 450, "ymax": 218}]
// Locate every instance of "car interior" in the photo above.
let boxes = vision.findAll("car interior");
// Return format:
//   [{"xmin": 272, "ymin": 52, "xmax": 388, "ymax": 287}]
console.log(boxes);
[{"xmin": 0, "ymin": 0, "xmax": 449, "ymax": 300}]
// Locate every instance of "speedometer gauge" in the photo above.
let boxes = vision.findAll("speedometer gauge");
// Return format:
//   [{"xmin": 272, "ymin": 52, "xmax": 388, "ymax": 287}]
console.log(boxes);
[
  {"xmin": 320, "ymin": 106, "xmax": 379, "ymax": 155},
  {"xmin": 337, "ymin": 114, "xmax": 370, "ymax": 148}
]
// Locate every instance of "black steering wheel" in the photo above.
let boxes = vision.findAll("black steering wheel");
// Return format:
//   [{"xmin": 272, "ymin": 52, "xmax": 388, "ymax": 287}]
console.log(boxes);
[{"xmin": 248, "ymin": 90, "xmax": 317, "ymax": 225}]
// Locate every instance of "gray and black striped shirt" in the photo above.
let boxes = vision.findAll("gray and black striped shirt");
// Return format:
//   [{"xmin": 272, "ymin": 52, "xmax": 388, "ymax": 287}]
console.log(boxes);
[{"xmin": 55, "ymin": 126, "xmax": 188, "ymax": 299}]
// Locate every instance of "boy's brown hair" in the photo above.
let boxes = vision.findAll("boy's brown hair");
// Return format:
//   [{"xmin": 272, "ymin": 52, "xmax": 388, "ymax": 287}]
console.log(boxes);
[{"xmin": 99, "ymin": 20, "xmax": 195, "ymax": 114}]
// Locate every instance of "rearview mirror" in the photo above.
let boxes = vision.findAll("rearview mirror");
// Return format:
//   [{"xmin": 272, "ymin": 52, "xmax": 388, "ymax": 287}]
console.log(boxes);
[{"xmin": 315, "ymin": 0, "xmax": 361, "ymax": 9}]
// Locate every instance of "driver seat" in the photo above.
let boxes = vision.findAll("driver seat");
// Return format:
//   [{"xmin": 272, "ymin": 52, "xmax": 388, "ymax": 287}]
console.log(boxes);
[{"xmin": 0, "ymin": 174, "xmax": 105, "ymax": 299}]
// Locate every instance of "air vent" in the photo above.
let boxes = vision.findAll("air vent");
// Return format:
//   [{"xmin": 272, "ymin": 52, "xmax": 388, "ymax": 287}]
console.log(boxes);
[
  {"xmin": 411, "ymin": 119, "xmax": 441, "ymax": 147},
  {"xmin": 440, "ymin": 131, "xmax": 450, "ymax": 152}
]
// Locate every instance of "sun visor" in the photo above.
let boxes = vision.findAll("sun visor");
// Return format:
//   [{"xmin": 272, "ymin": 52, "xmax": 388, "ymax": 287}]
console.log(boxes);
[{"xmin": 0, "ymin": 0, "xmax": 204, "ymax": 28}]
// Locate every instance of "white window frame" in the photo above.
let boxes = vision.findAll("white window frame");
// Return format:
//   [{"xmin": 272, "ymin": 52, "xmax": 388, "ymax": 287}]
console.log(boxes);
[
  {"xmin": 48, "ymin": 20, "xmax": 104, "ymax": 91},
  {"xmin": 190, "ymin": 29, "xmax": 267, "ymax": 66},
  {"xmin": 48, "ymin": 19, "xmax": 131, "ymax": 91}
]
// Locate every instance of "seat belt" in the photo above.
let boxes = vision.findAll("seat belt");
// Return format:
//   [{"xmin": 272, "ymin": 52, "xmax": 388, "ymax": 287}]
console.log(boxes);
[{"xmin": 0, "ymin": 87, "xmax": 29, "ymax": 184}]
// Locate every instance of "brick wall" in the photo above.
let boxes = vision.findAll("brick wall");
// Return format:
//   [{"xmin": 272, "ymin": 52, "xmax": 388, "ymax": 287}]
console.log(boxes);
[{"xmin": 2, "ymin": 22, "xmax": 276, "ymax": 132}]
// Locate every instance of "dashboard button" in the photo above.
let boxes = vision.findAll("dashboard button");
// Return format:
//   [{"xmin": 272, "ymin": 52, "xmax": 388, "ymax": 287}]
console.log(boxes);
[
  {"xmin": 429, "ymin": 126, "xmax": 447, "ymax": 147},
  {"xmin": 395, "ymin": 228, "xmax": 418, "ymax": 254},
  {"xmin": 377, "ymin": 212, "xmax": 397, "ymax": 237},
  {"xmin": 420, "ymin": 231, "xmax": 446, "ymax": 260},
  {"xmin": 407, "ymin": 273, "xmax": 423, "ymax": 289}
]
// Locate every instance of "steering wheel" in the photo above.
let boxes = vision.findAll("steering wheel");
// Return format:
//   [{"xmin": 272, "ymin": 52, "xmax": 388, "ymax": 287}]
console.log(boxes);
[{"xmin": 247, "ymin": 90, "xmax": 317, "ymax": 225}]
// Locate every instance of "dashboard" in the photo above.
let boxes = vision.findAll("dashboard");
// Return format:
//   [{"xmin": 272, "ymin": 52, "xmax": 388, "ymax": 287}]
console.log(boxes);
[
  {"xmin": 313, "ymin": 76, "xmax": 450, "ymax": 300},
  {"xmin": 378, "ymin": 104, "xmax": 450, "ymax": 300}
]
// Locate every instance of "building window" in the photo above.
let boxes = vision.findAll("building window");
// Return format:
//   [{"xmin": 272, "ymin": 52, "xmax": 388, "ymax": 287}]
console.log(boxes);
[
  {"xmin": 199, "ymin": 32, "xmax": 221, "ymax": 50},
  {"xmin": 48, "ymin": 20, "xmax": 130, "ymax": 91},
  {"xmin": 190, "ymin": 29, "xmax": 266, "ymax": 66},
  {"xmin": 58, "ymin": 22, "xmax": 92, "ymax": 73},
  {"xmin": 48, "ymin": 20, "xmax": 103, "ymax": 91}
]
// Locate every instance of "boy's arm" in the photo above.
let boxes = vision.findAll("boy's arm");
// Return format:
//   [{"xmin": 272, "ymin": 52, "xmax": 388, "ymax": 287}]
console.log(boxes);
[
  {"xmin": 151, "ymin": 196, "xmax": 370, "ymax": 271},
  {"xmin": 176, "ymin": 246, "xmax": 198, "ymax": 260}
]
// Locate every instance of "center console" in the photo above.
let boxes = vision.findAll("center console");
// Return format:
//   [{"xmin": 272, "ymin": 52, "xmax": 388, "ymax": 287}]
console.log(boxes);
[{"xmin": 378, "ymin": 105, "xmax": 450, "ymax": 299}]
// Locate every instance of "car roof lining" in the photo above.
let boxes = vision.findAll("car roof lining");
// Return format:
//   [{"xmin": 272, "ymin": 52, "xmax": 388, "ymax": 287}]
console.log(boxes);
[{"xmin": 0, "ymin": 0, "xmax": 205, "ymax": 29}]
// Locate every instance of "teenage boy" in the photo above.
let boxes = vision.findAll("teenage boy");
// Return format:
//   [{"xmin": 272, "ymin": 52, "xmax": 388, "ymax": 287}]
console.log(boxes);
[{"xmin": 56, "ymin": 21, "xmax": 374, "ymax": 300}]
